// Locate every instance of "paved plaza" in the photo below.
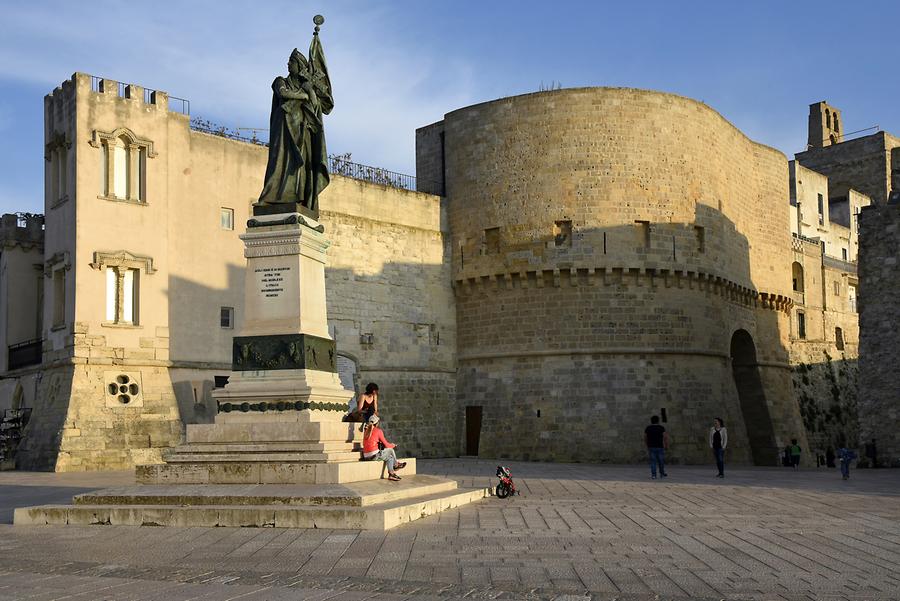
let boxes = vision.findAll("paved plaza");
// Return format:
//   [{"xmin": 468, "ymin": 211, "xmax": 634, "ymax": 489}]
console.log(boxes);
[{"xmin": 0, "ymin": 459, "xmax": 898, "ymax": 601}]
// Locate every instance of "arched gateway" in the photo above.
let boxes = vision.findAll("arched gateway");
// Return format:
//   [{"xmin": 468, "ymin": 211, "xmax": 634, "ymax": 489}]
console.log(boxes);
[{"xmin": 731, "ymin": 329, "xmax": 778, "ymax": 465}]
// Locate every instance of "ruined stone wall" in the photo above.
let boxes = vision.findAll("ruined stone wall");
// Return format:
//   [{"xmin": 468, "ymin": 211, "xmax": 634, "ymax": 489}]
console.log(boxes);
[
  {"xmin": 429, "ymin": 87, "xmax": 806, "ymax": 464},
  {"xmin": 858, "ymin": 203, "xmax": 900, "ymax": 466}
]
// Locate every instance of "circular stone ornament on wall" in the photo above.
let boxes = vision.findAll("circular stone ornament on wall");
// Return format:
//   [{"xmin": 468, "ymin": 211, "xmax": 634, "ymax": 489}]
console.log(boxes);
[{"xmin": 103, "ymin": 371, "xmax": 144, "ymax": 408}]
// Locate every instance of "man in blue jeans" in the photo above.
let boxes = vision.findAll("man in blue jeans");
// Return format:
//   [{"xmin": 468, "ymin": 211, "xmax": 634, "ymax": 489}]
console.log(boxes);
[{"xmin": 644, "ymin": 415, "xmax": 669, "ymax": 479}]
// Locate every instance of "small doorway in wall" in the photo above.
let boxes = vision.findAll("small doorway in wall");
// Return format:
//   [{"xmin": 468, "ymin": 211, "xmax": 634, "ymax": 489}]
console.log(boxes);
[{"xmin": 465, "ymin": 406, "xmax": 482, "ymax": 456}]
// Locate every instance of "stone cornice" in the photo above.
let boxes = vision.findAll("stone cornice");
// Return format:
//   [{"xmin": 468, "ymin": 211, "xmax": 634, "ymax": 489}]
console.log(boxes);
[
  {"xmin": 43, "ymin": 251, "xmax": 71, "ymax": 277},
  {"xmin": 89, "ymin": 127, "xmax": 157, "ymax": 158},
  {"xmin": 89, "ymin": 250, "xmax": 158, "ymax": 274}
]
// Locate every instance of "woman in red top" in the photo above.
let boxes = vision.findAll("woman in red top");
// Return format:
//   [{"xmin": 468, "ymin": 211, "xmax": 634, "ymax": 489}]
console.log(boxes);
[{"xmin": 362, "ymin": 415, "xmax": 405, "ymax": 481}]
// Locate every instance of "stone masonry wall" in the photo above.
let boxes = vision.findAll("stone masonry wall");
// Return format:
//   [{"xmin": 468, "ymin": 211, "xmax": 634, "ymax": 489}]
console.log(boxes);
[
  {"xmin": 858, "ymin": 203, "xmax": 900, "ymax": 466},
  {"xmin": 795, "ymin": 132, "xmax": 900, "ymax": 205},
  {"xmin": 320, "ymin": 178, "xmax": 457, "ymax": 457},
  {"xmin": 429, "ymin": 87, "xmax": 806, "ymax": 464}
]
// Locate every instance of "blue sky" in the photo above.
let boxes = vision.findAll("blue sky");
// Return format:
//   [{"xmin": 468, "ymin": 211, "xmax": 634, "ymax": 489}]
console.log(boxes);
[{"xmin": 1, "ymin": 1, "xmax": 898, "ymax": 215}]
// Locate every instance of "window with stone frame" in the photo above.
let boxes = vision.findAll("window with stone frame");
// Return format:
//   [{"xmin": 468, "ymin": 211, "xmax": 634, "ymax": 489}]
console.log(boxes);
[
  {"xmin": 52, "ymin": 268, "xmax": 65, "ymax": 327},
  {"xmin": 91, "ymin": 127, "xmax": 155, "ymax": 203},
  {"xmin": 46, "ymin": 132, "xmax": 70, "ymax": 206},
  {"xmin": 44, "ymin": 251, "xmax": 71, "ymax": 330},
  {"xmin": 89, "ymin": 250, "xmax": 156, "ymax": 327},
  {"xmin": 105, "ymin": 267, "xmax": 140, "ymax": 325},
  {"xmin": 220, "ymin": 306, "xmax": 234, "ymax": 329},
  {"xmin": 835, "ymin": 327, "xmax": 845, "ymax": 351},
  {"xmin": 220, "ymin": 207, "xmax": 235, "ymax": 231},
  {"xmin": 797, "ymin": 311, "xmax": 806, "ymax": 339}
]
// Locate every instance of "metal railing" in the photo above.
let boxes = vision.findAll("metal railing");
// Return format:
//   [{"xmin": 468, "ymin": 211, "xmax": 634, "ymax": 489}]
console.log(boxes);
[
  {"xmin": 791, "ymin": 232, "xmax": 821, "ymax": 245},
  {"xmin": 167, "ymin": 95, "xmax": 190, "ymax": 115},
  {"xmin": 824, "ymin": 254, "xmax": 857, "ymax": 274},
  {"xmin": 89, "ymin": 76, "xmax": 189, "ymax": 115},
  {"xmin": 190, "ymin": 118, "xmax": 266, "ymax": 145},
  {"xmin": 187, "ymin": 118, "xmax": 444, "ymax": 196},
  {"xmin": 328, "ymin": 155, "xmax": 443, "ymax": 196},
  {"xmin": 7, "ymin": 339, "xmax": 41, "ymax": 371}
]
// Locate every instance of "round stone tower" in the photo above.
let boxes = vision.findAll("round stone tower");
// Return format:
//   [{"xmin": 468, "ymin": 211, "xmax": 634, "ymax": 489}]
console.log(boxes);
[{"xmin": 417, "ymin": 87, "xmax": 805, "ymax": 465}]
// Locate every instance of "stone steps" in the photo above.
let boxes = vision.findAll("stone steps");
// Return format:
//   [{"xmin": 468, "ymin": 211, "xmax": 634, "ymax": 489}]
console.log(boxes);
[
  {"xmin": 136, "ymin": 457, "xmax": 418, "ymax": 485},
  {"xmin": 164, "ymin": 451, "xmax": 363, "ymax": 463},
  {"xmin": 72, "ymin": 475, "xmax": 458, "ymax": 508},
  {"xmin": 171, "ymin": 442, "xmax": 362, "ymax": 454},
  {"xmin": 15, "ymin": 477, "xmax": 490, "ymax": 530}
]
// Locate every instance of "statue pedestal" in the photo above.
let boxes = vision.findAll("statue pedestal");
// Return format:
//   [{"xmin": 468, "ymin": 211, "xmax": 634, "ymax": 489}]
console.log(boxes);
[
  {"xmin": 15, "ymin": 212, "xmax": 488, "ymax": 530},
  {"xmin": 142, "ymin": 213, "xmax": 364, "ymax": 482}
]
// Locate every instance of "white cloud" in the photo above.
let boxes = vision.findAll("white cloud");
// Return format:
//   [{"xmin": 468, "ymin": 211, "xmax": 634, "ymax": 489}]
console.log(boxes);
[{"xmin": 0, "ymin": 2, "xmax": 476, "ymax": 175}]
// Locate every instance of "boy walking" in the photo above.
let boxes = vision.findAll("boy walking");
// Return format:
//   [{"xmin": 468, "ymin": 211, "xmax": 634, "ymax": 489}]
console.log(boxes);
[
  {"xmin": 644, "ymin": 415, "xmax": 669, "ymax": 479},
  {"xmin": 790, "ymin": 439, "xmax": 802, "ymax": 469}
]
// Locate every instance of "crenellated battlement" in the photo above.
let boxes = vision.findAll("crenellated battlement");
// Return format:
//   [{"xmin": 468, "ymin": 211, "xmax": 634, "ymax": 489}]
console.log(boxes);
[
  {"xmin": 0, "ymin": 213, "xmax": 44, "ymax": 249},
  {"xmin": 45, "ymin": 72, "xmax": 189, "ymax": 115},
  {"xmin": 454, "ymin": 265, "xmax": 793, "ymax": 314}
]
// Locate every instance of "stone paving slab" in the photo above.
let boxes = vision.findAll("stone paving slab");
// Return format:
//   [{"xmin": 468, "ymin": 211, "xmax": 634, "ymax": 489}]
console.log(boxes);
[{"xmin": 0, "ymin": 459, "xmax": 898, "ymax": 600}]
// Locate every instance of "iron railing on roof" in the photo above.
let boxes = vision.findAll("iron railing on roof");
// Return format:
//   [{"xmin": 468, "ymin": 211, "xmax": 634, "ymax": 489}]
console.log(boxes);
[
  {"xmin": 89, "ymin": 76, "xmax": 190, "ymax": 115},
  {"xmin": 328, "ymin": 154, "xmax": 444, "ymax": 196},
  {"xmin": 188, "ymin": 118, "xmax": 445, "ymax": 196}
]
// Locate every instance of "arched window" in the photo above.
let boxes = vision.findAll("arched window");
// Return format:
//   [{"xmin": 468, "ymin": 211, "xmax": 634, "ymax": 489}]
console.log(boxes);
[
  {"xmin": 835, "ymin": 327, "xmax": 844, "ymax": 350},
  {"xmin": 833, "ymin": 114, "xmax": 840, "ymax": 134},
  {"xmin": 91, "ymin": 128, "xmax": 155, "ymax": 203},
  {"xmin": 113, "ymin": 135, "xmax": 131, "ymax": 199},
  {"xmin": 830, "ymin": 134, "xmax": 837, "ymax": 145},
  {"xmin": 792, "ymin": 262, "xmax": 804, "ymax": 292},
  {"xmin": 825, "ymin": 108, "xmax": 831, "ymax": 129}
]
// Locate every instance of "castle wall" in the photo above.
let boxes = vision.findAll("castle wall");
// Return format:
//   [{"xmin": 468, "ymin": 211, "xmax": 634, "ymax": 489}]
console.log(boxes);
[
  {"xmin": 858, "ymin": 203, "xmax": 900, "ymax": 466},
  {"xmin": 319, "ymin": 178, "xmax": 457, "ymax": 457},
  {"xmin": 429, "ymin": 87, "xmax": 806, "ymax": 464}
]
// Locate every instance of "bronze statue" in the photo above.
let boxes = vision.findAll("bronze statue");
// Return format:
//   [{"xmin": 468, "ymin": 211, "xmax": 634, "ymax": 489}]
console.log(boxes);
[{"xmin": 257, "ymin": 16, "xmax": 333, "ymax": 217}]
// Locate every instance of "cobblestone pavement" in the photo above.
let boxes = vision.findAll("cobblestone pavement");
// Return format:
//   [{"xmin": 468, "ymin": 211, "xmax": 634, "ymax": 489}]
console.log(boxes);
[{"xmin": 0, "ymin": 459, "xmax": 898, "ymax": 600}]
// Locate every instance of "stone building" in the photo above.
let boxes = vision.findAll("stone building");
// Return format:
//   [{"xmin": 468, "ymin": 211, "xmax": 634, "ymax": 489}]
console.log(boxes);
[
  {"xmin": 0, "ymin": 77, "xmax": 883, "ymax": 470},
  {"xmin": 0, "ymin": 73, "xmax": 455, "ymax": 471},
  {"xmin": 796, "ymin": 101, "xmax": 900, "ymax": 206},
  {"xmin": 787, "ymin": 161, "xmax": 868, "ymax": 457}
]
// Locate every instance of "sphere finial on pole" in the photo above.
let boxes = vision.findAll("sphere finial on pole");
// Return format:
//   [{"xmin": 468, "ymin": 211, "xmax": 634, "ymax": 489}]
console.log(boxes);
[{"xmin": 313, "ymin": 14, "xmax": 324, "ymax": 34}]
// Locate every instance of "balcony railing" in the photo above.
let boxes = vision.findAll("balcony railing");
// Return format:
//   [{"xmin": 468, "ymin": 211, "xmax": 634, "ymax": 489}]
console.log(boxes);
[
  {"xmin": 7, "ymin": 339, "xmax": 41, "ymax": 371},
  {"xmin": 823, "ymin": 255, "xmax": 857, "ymax": 274}
]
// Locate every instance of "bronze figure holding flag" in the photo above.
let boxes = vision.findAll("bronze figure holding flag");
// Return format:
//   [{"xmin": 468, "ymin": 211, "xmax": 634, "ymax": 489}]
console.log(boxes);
[{"xmin": 257, "ymin": 15, "xmax": 333, "ymax": 218}]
